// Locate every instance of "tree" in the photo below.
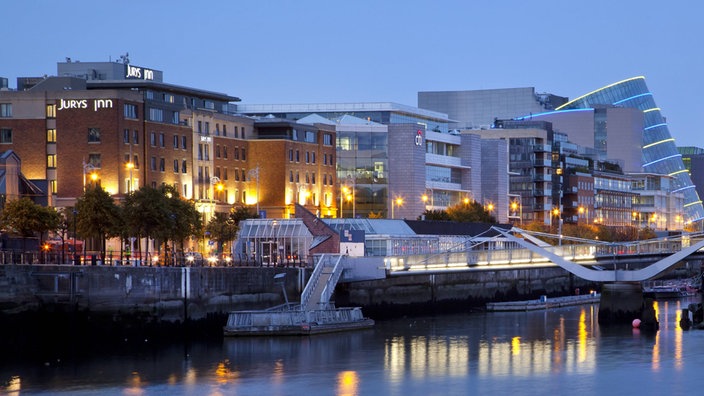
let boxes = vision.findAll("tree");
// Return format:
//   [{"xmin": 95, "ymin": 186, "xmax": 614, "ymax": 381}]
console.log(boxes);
[
  {"xmin": 446, "ymin": 201, "xmax": 496, "ymax": 223},
  {"xmin": 75, "ymin": 185, "xmax": 121, "ymax": 259},
  {"xmin": 0, "ymin": 198, "xmax": 60, "ymax": 252},
  {"xmin": 419, "ymin": 209, "xmax": 451, "ymax": 221},
  {"xmin": 205, "ymin": 212, "xmax": 239, "ymax": 256}
]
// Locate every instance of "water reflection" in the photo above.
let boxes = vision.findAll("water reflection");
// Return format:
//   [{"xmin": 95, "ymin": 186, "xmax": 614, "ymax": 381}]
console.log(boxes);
[{"xmin": 2, "ymin": 299, "xmax": 703, "ymax": 395}]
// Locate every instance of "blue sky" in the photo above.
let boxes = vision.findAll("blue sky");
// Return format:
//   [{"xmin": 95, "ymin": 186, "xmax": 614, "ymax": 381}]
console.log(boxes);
[{"xmin": 3, "ymin": 0, "xmax": 703, "ymax": 146}]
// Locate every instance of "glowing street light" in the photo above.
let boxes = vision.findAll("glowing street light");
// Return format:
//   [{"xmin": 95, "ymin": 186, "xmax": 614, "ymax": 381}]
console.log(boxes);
[
  {"xmin": 126, "ymin": 162, "xmax": 135, "ymax": 193},
  {"xmin": 391, "ymin": 197, "xmax": 403, "ymax": 219}
]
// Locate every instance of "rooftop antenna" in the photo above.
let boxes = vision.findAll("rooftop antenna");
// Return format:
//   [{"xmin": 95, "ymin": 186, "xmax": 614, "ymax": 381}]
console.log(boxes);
[{"xmin": 119, "ymin": 52, "xmax": 130, "ymax": 65}]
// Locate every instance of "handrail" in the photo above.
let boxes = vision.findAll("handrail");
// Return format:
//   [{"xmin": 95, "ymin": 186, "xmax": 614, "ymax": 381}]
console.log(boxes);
[
  {"xmin": 300, "ymin": 254, "xmax": 326, "ymax": 309},
  {"xmin": 319, "ymin": 255, "xmax": 344, "ymax": 305}
]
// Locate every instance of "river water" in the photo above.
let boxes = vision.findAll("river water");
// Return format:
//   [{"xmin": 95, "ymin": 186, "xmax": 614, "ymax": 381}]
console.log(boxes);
[{"xmin": 3, "ymin": 297, "xmax": 704, "ymax": 395}]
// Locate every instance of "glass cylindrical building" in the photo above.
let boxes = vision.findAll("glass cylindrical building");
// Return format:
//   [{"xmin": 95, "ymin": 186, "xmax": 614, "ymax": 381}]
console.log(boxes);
[{"xmin": 556, "ymin": 77, "xmax": 704, "ymax": 224}]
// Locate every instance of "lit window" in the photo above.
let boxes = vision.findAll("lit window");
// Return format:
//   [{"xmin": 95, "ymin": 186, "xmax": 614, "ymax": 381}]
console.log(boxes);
[
  {"xmin": 47, "ymin": 154, "xmax": 57, "ymax": 168},
  {"xmin": 46, "ymin": 104, "xmax": 56, "ymax": 118},
  {"xmin": 47, "ymin": 129, "xmax": 56, "ymax": 143}
]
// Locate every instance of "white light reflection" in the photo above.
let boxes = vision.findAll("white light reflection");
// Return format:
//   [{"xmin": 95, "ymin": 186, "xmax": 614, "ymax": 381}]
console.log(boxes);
[
  {"xmin": 5, "ymin": 376, "xmax": 20, "ymax": 395},
  {"xmin": 385, "ymin": 311, "xmax": 600, "ymax": 384}
]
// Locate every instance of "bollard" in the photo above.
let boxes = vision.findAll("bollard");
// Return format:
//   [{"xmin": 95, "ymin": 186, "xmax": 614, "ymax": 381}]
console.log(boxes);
[{"xmin": 680, "ymin": 308, "xmax": 691, "ymax": 330}]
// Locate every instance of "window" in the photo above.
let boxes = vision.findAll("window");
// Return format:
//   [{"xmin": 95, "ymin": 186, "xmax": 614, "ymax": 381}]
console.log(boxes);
[
  {"xmin": 88, "ymin": 128, "xmax": 101, "ymax": 143},
  {"xmin": 0, "ymin": 103, "xmax": 12, "ymax": 117},
  {"xmin": 50, "ymin": 180, "xmax": 57, "ymax": 194},
  {"xmin": 216, "ymin": 145, "xmax": 221, "ymax": 158},
  {"xmin": 305, "ymin": 131, "xmax": 316, "ymax": 143},
  {"xmin": 205, "ymin": 101, "xmax": 214, "ymax": 110},
  {"xmin": 159, "ymin": 158, "xmax": 165, "ymax": 172},
  {"xmin": 324, "ymin": 153, "xmax": 327, "ymax": 165},
  {"xmin": 205, "ymin": 122, "xmax": 210, "ymax": 134},
  {"xmin": 133, "ymin": 155, "xmax": 139, "ymax": 168},
  {"xmin": 181, "ymin": 136, "xmax": 187, "ymax": 150},
  {"xmin": 47, "ymin": 129, "xmax": 56, "ymax": 143},
  {"xmin": 241, "ymin": 148, "xmax": 246, "ymax": 161},
  {"xmin": 324, "ymin": 133, "xmax": 333, "ymax": 146},
  {"xmin": 149, "ymin": 108, "xmax": 164, "ymax": 122},
  {"xmin": 312, "ymin": 152, "xmax": 316, "ymax": 164},
  {"xmin": 204, "ymin": 145, "xmax": 210, "ymax": 160},
  {"xmin": 163, "ymin": 93, "xmax": 174, "ymax": 103},
  {"xmin": 182, "ymin": 160, "xmax": 187, "ymax": 173},
  {"xmin": 198, "ymin": 144, "xmax": 203, "ymax": 160},
  {"xmin": 234, "ymin": 126, "xmax": 238, "ymax": 137},
  {"xmin": 223, "ymin": 146, "xmax": 228, "ymax": 159},
  {"xmin": 216, "ymin": 124, "xmax": 220, "ymax": 136},
  {"xmin": 124, "ymin": 104, "xmax": 138, "ymax": 119},
  {"xmin": 47, "ymin": 154, "xmax": 57, "ymax": 168},
  {"xmin": 159, "ymin": 133, "xmax": 164, "ymax": 147},
  {"xmin": 234, "ymin": 147, "xmax": 239, "ymax": 160},
  {"xmin": 133, "ymin": 130, "xmax": 139, "ymax": 144},
  {"xmin": 150, "ymin": 156, "xmax": 157, "ymax": 171},
  {"xmin": 289, "ymin": 149, "xmax": 293, "ymax": 161},
  {"xmin": 235, "ymin": 169, "xmax": 240, "ymax": 181},
  {"xmin": 124, "ymin": 129, "xmax": 130, "ymax": 144},
  {"xmin": 223, "ymin": 125, "xmax": 227, "ymax": 137},
  {"xmin": 312, "ymin": 173, "xmax": 316, "ymax": 184},
  {"xmin": 241, "ymin": 169, "xmax": 245, "ymax": 181},
  {"xmin": 223, "ymin": 168, "xmax": 228, "ymax": 180},
  {"xmin": 150, "ymin": 132, "xmax": 156, "ymax": 146},
  {"xmin": 172, "ymin": 111, "xmax": 180, "ymax": 124},
  {"xmin": 241, "ymin": 127, "xmax": 245, "ymax": 139},
  {"xmin": 173, "ymin": 135, "xmax": 179, "ymax": 149},
  {"xmin": 174, "ymin": 160, "xmax": 179, "ymax": 173},
  {"xmin": 306, "ymin": 152, "xmax": 310, "ymax": 164},
  {"xmin": 197, "ymin": 121, "xmax": 203, "ymax": 133},
  {"xmin": 88, "ymin": 153, "xmax": 101, "ymax": 168},
  {"xmin": 46, "ymin": 104, "xmax": 56, "ymax": 118}
]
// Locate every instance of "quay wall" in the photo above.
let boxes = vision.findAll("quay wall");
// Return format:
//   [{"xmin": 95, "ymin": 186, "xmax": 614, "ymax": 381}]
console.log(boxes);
[{"xmin": 0, "ymin": 261, "xmax": 699, "ymax": 327}]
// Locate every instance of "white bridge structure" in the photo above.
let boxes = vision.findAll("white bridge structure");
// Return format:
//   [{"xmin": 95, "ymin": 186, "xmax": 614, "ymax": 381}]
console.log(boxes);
[{"xmin": 381, "ymin": 227, "xmax": 704, "ymax": 283}]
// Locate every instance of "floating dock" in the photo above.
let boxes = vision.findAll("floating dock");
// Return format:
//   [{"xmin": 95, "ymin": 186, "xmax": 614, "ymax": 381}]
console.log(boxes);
[
  {"xmin": 486, "ymin": 293, "xmax": 601, "ymax": 312},
  {"xmin": 223, "ymin": 305, "xmax": 374, "ymax": 336}
]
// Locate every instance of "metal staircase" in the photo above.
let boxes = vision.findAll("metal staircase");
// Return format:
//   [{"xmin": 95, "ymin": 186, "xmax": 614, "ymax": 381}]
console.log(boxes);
[{"xmin": 300, "ymin": 254, "xmax": 344, "ymax": 311}]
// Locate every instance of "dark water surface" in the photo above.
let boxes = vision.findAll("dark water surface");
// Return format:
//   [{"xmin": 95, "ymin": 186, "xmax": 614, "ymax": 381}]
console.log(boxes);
[{"xmin": 3, "ymin": 298, "xmax": 704, "ymax": 395}]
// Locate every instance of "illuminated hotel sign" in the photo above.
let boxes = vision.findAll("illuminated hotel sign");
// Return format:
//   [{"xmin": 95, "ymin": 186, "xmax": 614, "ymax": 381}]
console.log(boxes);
[
  {"xmin": 57, "ymin": 98, "xmax": 114, "ymax": 112},
  {"xmin": 125, "ymin": 64, "xmax": 155, "ymax": 80},
  {"xmin": 415, "ymin": 130, "xmax": 423, "ymax": 146}
]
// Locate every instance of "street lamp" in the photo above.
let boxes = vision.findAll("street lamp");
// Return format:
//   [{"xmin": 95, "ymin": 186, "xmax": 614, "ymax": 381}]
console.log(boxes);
[
  {"xmin": 248, "ymin": 166, "xmax": 260, "ymax": 216},
  {"xmin": 511, "ymin": 200, "xmax": 522, "ymax": 225},
  {"xmin": 72, "ymin": 209, "xmax": 78, "ymax": 265},
  {"xmin": 552, "ymin": 207, "xmax": 562, "ymax": 245},
  {"xmin": 391, "ymin": 197, "xmax": 403, "ymax": 219},
  {"xmin": 82, "ymin": 161, "xmax": 97, "ymax": 191},
  {"xmin": 126, "ymin": 162, "xmax": 134, "ymax": 193}
]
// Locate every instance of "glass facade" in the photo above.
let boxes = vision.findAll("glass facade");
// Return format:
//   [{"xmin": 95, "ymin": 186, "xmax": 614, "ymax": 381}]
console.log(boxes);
[{"xmin": 556, "ymin": 77, "xmax": 704, "ymax": 223}]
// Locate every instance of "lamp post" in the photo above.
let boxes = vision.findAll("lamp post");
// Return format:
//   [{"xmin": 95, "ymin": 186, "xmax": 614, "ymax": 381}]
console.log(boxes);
[
  {"xmin": 126, "ymin": 162, "xmax": 134, "ymax": 193},
  {"xmin": 391, "ymin": 197, "xmax": 403, "ymax": 219},
  {"xmin": 552, "ymin": 207, "xmax": 562, "ymax": 245},
  {"xmin": 72, "ymin": 209, "xmax": 78, "ymax": 265},
  {"xmin": 248, "ymin": 166, "xmax": 260, "ymax": 216},
  {"xmin": 82, "ymin": 161, "xmax": 96, "ymax": 191},
  {"xmin": 511, "ymin": 200, "xmax": 522, "ymax": 225}
]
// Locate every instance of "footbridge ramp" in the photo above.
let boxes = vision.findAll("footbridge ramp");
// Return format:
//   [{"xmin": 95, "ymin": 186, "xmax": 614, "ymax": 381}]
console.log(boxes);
[{"xmin": 495, "ymin": 227, "xmax": 704, "ymax": 282}]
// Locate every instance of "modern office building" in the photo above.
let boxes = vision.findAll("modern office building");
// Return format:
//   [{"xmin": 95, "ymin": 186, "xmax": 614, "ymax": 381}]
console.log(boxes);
[
  {"xmin": 555, "ymin": 77, "xmax": 704, "ymax": 225},
  {"xmin": 418, "ymin": 87, "xmax": 568, "ymax": 130},
  {"xmin": 237, "ymin": 103, "xmax": 483, "ymax": 220},
  {"xmin": 515, "ymin": 106, "xmax": 644, "ymax": 173},
  {"xmin": 679, "ymin": 146, "xmax": 704, "ymax": 208}
]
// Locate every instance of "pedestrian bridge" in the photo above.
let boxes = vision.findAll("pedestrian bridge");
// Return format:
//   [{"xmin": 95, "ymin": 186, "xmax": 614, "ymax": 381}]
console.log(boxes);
[{"xmin": 382, "ymin": 227, "xmax": 704, "ymax": 283}]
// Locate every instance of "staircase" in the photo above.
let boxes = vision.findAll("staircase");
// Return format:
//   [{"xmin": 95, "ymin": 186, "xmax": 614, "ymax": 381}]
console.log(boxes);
[{"xmin": 300, "ymin": 254, "xmax": 344, "ymax": 311}]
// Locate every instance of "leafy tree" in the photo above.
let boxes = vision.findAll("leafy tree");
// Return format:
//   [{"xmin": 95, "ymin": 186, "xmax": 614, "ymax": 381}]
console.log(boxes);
[
  {"xmin": 75, "ymin": 185, "xmax": 121, "ymax": 258},
  {"xmin": 205, "ymin": 212, "xmax": 239, "ymax": 255},
  {"xmin": 419, "ymin": 209, "xmax": 451, "ymax": 221},
  {"xmin": 0, "ymin": 198, "xmax": 60, "ymax": 251},
  {"xmin": 446, "ymin": 201, "xmax": 496, "ymax": 223}
]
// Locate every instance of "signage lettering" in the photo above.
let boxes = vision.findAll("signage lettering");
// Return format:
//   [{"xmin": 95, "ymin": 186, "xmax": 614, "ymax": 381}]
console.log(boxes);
[
  {"xmin": 415, "ymin": 130, "xmax": 423, "ymax": 146},
  {"xmin": 126, "ymin": 65, "xmax": 155, "ymax": 81},
  {"xmin": 57, "ymin": 98, "xmax": 113, "ymax": 112}
]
